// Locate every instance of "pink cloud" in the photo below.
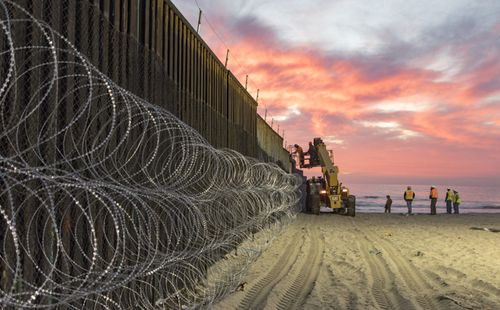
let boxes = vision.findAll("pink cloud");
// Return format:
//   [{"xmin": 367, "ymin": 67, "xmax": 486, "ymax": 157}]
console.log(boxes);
[{"xmin": 195, "ymin": 7, "xmax": 500, "ymax": 181}]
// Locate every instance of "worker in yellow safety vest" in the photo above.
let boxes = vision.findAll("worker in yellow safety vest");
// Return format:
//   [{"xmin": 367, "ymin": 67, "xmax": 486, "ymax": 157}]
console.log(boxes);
[
  {"xmin": 404, "ymin": 186, "xmax": 415, "ymax": 214},
  {"xmin": 453, "ymin": 190, "xmax": 461, "ymax": 214},
  {"xmin": 445, "ymin": 188, "xmax": 455, "ymax": 214},
  {"xmin": 429, "ymin": 186, "xmax": 438, "ymax": 215}
]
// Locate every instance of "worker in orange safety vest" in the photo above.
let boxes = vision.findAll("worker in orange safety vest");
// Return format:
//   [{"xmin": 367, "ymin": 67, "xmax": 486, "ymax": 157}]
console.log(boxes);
[{"xmin": 429, "ymin": 186, "xmax": 438, "ymax": 215}]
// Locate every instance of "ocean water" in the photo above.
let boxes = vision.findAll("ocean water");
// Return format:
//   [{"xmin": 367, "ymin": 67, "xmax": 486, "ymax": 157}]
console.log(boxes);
[{"xmin": 347, "ymin": 183, "xmax": 500, "ymax": 213}]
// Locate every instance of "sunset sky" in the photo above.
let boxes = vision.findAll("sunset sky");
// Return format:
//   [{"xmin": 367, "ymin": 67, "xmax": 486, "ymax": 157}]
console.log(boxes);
[{"xmin": 173, "ymin": 0, "xmax": 500, "ymax": 185}]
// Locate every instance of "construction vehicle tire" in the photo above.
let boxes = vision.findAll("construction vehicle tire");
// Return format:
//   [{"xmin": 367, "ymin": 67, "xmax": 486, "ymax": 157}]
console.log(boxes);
[
  {"xmin": 347, "ymin": 195, "xmax": 356, "ymax": 217},
  {"xmin": 311, "ymin": 196, "xmax": 320, "ymax": 215}
]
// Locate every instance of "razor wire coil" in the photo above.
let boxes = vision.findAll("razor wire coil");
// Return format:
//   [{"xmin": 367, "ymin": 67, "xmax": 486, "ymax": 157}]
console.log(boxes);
[{"xmin": 0, "ymin": 1, "xmax": 301, "ymax": 308}]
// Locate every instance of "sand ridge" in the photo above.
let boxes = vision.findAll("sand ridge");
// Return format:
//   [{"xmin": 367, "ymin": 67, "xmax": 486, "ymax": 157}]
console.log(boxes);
[{"xmin": 214, "ymin": 213, "xmax": 500, "ymax": 309}]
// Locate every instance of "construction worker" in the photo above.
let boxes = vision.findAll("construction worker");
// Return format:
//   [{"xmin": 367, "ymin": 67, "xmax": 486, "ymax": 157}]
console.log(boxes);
[
  {"xmin": 429, "ymin": 186, "xmax": 438, "ymax": 215},
  {"xmin": 305, "ymin": 141, "xmax": 318, "ymax": 165},
  {"xmin": 385, "ymin": 195, "xmax": 392, "ymax": 213},
  {"xmin": 445, "ymin": 188, "xmax": 455, "ymax": 214},
  {"xmin": 404, "ymin": 186, "xmax": 415, "ymax": 214},
  {"xmin": 453, "ymin": 190, "xmax": 461, "ymax": 214},
  {"xmin": 293, "ymin": 144, "xmax": 304, "ymax": 168}
]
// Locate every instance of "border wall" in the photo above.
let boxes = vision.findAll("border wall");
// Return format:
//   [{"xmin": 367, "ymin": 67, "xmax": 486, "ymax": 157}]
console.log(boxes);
[
  {"xmin": 11, "ymin": 0, "xmax": 287, "ymax": 162},
  {"xmin": 257, "ymin": 115, "xmax": 292, "ymax": 173}
]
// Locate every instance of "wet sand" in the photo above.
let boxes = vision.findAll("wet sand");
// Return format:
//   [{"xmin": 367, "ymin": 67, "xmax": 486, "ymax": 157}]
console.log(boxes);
[{"xmin": 214, "ymin": 213, "xmax": 500, "ymax": 309}]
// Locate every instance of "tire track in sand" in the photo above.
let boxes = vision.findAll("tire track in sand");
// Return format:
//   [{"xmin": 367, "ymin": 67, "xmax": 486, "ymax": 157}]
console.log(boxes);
[
  {"xmin": 237, "ymin": 231, "xmax": 304, "ymax": 310},
  {"xmin": 355, "ymin": 221, "xmax": 442, "ymax": 310},
  {"xmin": 355, "ymin": 231, "xmax": 414, "ymax": 310},
  {"xmin": 275, "ymin": 224, "xmax": 324, "ymax": 310}
]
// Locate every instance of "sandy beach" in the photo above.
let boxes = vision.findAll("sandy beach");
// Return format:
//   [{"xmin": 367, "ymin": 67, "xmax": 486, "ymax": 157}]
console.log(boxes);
[{"xmin": 214, "ymin": 213, "xmax": 500, "ymax": 309}]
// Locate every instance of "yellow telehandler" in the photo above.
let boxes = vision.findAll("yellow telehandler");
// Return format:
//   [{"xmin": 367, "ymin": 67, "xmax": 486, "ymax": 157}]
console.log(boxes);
[{"xmin": 295, "ymin": 138, "xmax": 355, "ymax": 216}]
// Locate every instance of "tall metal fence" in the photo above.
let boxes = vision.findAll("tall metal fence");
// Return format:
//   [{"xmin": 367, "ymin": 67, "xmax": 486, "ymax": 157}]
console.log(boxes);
[
  {"xmin": 257, "ymin": 116, "xmax": 292, "ymax": 173},
  {"xmin": 17, "ymin": 0, "xmax": 259, "ymax": 157}
]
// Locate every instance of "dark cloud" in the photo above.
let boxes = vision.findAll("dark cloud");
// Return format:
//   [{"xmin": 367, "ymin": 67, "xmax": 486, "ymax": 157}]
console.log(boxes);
[
  {"xmin": 227, "ymin": 15, "xmax": 285, "ymax": 48},
  {"xmin": 471, "ymin": 79, "xmax": 500, "ymax": 96},
  {"xmin": 318, "ymin": 113, "xmax": 354, "ymax": 133},
  {"xmin": 322, "ymin": 113, "xmax": 351, "ymax": 125},
  {"xmin": 347, "ymin": 56, "xmax": 409, "ymax": 81}
]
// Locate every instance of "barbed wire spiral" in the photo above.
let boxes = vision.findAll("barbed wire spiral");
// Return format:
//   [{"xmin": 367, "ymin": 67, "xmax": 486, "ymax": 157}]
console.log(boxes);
[{"xmin": 0, "ymin": 1, "xmax": 301, "ymax": 308}]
